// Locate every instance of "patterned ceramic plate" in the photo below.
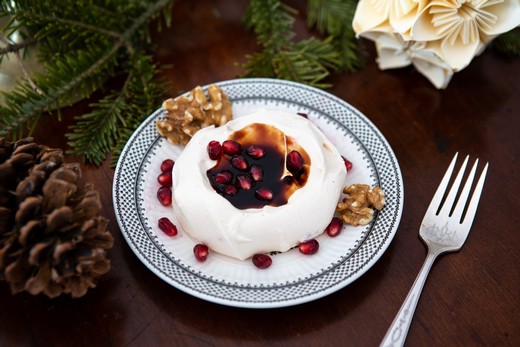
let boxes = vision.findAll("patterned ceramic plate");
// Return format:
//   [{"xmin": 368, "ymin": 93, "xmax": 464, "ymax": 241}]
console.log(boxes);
[{"xmin": 112, "ymin": 78, "xmax": 403, "ymax": 308}]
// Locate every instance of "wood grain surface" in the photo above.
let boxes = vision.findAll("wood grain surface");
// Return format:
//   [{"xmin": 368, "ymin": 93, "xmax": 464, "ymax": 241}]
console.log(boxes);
[{"xmin": 1, "ymin": 1, "xmax": 519, "ymax": 346}]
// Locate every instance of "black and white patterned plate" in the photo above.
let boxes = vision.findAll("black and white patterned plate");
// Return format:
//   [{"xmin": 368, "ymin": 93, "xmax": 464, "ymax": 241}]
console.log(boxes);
[{"xmin": 112, "ymin": 78, "xmax": 403, "ymax": 308}]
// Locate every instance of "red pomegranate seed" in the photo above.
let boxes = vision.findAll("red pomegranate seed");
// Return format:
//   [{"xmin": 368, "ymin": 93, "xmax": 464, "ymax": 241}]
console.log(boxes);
[
  {"xmin": 223, "ymin": 185, "xmax": 238, "ymax": 196},
  {"xmin": 160, "ymin": 159, "xmax": 175, "ymax": 172},
  {"xmin": 231, "ymin": 155, "xmax": 248, "ymax": 171},
  {"xmin": 287, "ymin": 150, "xmax": 304, "ymax": 173},
  {"xmin": 236, "ymin": 174, "xmax": 252, "ymax": 190},
  {"xmin": 193, "ymin": 244, "xmax": 209, "ymax": 262},
  {"xmin": 157, "ymin": 171, "xmax": 172, "ymax": 187},
  {"xmin": 158, "ymin": 217, "xmax": 177, "ymax": 236},
  {"xmin": 342, "ymin": 156, "xmax": 352, "ymax": 171},
  {"xmin": 299, "ymin": 239, "xmax": 319, "ymax": 255},
  {"xmin": 297, "ymin": 112, "xmax": 308, "ymax": 118},
  {"xmin": 250, "ymin": 164, "xmax": 263, "ymax": 181},
  {"xmin": 157, "ymin": 186, "xmax": 172, "ymax": 206},
  {"xmin": 255, "ymin": 187, "xmax": 273, "ymax": 201},
  {"xmin": 325, "ymin": 217, "xmax": 343, "ymax": 237},
  {"xmin": 215, "ymin": 170, "xmax": 233, "ymax": 184},
  {"xmin": 222, "ymin": 140, "xmax": 242, "ymax": 156},
  {"xmin": 252, "ymin": 254, "xmax": 272, "ymax": 269},
  {"xmin": 246, "ymin": 145, "xmax": 265, "ymax": 159},
  {"xmin": 207, "ymin": 140, "xmax": 222, "ymax": 160}
]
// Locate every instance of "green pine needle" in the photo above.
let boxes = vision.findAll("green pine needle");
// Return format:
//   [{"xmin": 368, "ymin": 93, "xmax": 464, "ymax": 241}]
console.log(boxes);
[
  {"xmin": 272, "ymin": 37, "xmax": 341, "ymax": 88},
  {"xmin": 242, "ymin": 0, "xmax": 361, "ymax": 87},
  {"xmin": 307, "ymin": 0, "xmax": 362, "ymax": 72},
  {"xmin": 110, "ymin": 55, "xmax": 166, "ymax": 168},
  {"xmin": 66, "ymin": 87, "xmax": 129, "ymax": 166},
  {"xmin": 492, "ymin": 28, "xmax": 520, "ymax": 57},
  {"xmin": 244, "ymin": 0, "xmax": 296, "ymax": 53},
  {"xmin": 0, "ymin": 0, "xmax": 173, "ymax": 166},
  {"xmin": 307, "ymin": 0, "xmax": 352, "ymax": 36},
  {"xmin": 241, "ymin": 50, "xmax": 277, "ymax": 78}
]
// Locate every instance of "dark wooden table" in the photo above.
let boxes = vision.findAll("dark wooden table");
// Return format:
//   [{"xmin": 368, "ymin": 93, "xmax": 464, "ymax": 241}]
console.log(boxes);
[{"xmin": 1, "ymin": 1, "xmax": 519, "ymax": 346}]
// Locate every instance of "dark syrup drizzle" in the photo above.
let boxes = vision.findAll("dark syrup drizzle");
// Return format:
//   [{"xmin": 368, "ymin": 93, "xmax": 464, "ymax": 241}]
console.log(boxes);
[{"xmin": 206, "ymin": 123, "xmax": 309, "ymax": 209}]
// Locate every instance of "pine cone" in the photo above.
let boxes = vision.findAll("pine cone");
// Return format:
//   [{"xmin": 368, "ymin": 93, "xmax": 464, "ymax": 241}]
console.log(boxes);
[{"xmin": 0, "ymin": 137, "xmax": 114, "ymax": 298}]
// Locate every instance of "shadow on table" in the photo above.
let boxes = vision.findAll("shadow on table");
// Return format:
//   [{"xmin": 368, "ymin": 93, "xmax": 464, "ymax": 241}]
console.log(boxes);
[{"xmin": 0, "ymin": 274, "xmax": 128, "ymax": 346}]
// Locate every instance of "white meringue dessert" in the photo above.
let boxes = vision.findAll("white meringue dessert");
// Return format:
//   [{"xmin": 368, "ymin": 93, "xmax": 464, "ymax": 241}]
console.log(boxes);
[{"xmin": 171, "ymin": 109, "xmax": 347, "ymax": 260}]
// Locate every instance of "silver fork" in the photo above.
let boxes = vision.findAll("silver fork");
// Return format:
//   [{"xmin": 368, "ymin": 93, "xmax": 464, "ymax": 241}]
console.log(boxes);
[{"xmin": 380, "ymin": 153, "xmax": 489, "ymax": 347}]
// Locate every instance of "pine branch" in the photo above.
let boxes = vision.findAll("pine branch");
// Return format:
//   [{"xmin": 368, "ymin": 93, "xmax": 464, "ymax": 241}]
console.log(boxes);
[
  {"xmin": 67, "ymin": 53, "xmax": 166, "ymax": 166},
  {"xmin": 0, "ymin": 44, "xmax": 119, "ymax": 137},
  {"xmin": 492, "ymin": 28, "xmax": 520, "ymax": 57},
  {"xmin": 275, "ymin": 50, "xmax": 330, "ymax": 87},
  {"xmin": 43, "ymin": 16, "xmax": 121, "ymax": 38},
  {"xmin": 0, "ymin": 0, "xmax": 173, "ymax": 166},
  {"xmin": 241, "ymin": 50, "xmax": 276, "ymax": 78},
  {"xmin": 333, "ymin": 26, "xmax": 363, "ymax": 72},
  {"xmin": 292, "ymin": 36, "xmax": 341, "ymax": 70},
  {"xmin": 242, "ymin": 0, "xmax": 345, "ymax": 88},
  {"xmin": 110, "ymin": 55, "xmax": 166, "ymax": 167},
  {"xmin": 307, "ymin": 0, "xmax": 351, "ymax": 36},
  {"xmin": 273, "ymin": 37, "xmax": 341, "ymax": 88},
  {"xmin": 0, "ymin": 38, "xmax": 36, "ymax": 56},
  {"xmin": 66, "ymin": 80, "xmax": 131, "ymax": 165},
  {"xmin": 241, "ymin": 0, "xmax": 360, "ymax": 87},
  {"xmin": 244, "ymin": 0, "xmax": 296, "ymax": 54},
  {"xmin": 307, "ymin": 0, "xmax": 363, "ymax": 72}
]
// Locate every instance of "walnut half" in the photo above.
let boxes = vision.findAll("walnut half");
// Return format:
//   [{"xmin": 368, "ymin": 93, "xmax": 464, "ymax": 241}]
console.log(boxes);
[
  {"xmin": 156, "ymin": 85, "xmax": 233, "ymax": 145},
  {"xmin": 336, "ymin": 184, "xmax": 386, "ymax": 226}
]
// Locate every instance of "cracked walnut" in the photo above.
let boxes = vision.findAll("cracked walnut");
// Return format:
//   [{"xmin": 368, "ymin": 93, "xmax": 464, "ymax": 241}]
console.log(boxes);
[
  {"xmin": 156, "ymin": 84, "xmax": 233, "ymax": 145},
  {"xmin": 336, "ymin": 184, "xmax": 386, "ymax": 226}
]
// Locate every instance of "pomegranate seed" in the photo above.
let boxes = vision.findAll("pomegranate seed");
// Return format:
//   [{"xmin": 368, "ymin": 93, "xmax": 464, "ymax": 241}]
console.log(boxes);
[
  {"xmin": 222, "ymin": 140, "xmax": 242, "ymax": 156},
  {"xmin": 299, "ymin": 239, "xmax": 319, "ymax": 255},
  {"xmin": 255, "ymin": 187, "xmax": 273, "ymax": 201},
  {"xmin": 231, "ymin": 155, "xmax": 248, "ymax": 171},
  {"xmin": 223, "ymin": 185, "xmax": 238, "ymax": 196},
  {"xmin": 157, "ymin": 171, "xmax": 172, "ymax": 187},
  {"xmin": 297, "ymin": 112, "xmax": 308, "ymax": 118},
  {"xmin": 160, "ymin": 159, "xmax": 175, "ymax": 172},
  {"xmin": 325, "ymin": 217, "xmax": 343, "ymax": 237},
  {"xmin": 157, "ymin": 186, "xmax": 172, "ymax": 206},
  {"xmin": 158, "ymin": 217, "xmax": 177, "ymax": 236},
  {"xmin": 287, "ymin": 150, "xmax": 304, "ymax": 173},
  {"xmin": 193, "ymin": 244, "xmax": 209, "ymax": 262},
  {"xmin": 236, "ymin": 174, "xmax": 252, "ymax": 190},
  {"xmin": 246, "ymin": 145, "xmax": 265, "ymax": 159},
  {"xmin": 342, "ymin": 156, "xmax": 352, "ymax": 171},
  {"xmin": 252, "ymin": 254, "xmax": 272, "ymax": 269},
  {"xmin": 215, "ymin": 170, "xmax": 233, "ymax": 184},
  {"xmin": 207, "ymin": 140, "xmax": 222, "ymax": 160},
  {"xmin": 250, "ymin": 164, "xmax": 263, "ymax": 181}
]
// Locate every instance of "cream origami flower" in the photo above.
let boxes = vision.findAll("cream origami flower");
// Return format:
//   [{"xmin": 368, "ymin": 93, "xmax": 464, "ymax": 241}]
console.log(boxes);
[
  {"xmin": 353, "ymin": 0, "xmax": 427, "ymax": 38},
  {"xmin": 353, "ymin": 0, "xmax": 520, "ymax": 88},
  {"xmin": 411, "ymin": 0, "xmax": 520, "ymax": 71},
  {"xmin": 372, "ymin": 32, "xmax": 454, "ymax": 88}
]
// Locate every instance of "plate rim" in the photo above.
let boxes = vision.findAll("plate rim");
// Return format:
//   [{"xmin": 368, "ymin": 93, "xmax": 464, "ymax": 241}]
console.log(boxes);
[{"xmin": 112, "ymin": 78, "xmax": 404, "ymax": 308}]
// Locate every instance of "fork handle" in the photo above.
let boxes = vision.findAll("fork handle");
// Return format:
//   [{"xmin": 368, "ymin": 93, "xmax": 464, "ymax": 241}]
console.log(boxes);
[{"xmin": 380, "ymin": 248, "xmax": 441, "ymax": 347}]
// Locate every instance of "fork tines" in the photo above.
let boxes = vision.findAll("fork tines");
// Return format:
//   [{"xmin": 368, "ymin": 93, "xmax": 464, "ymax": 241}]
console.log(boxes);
[{"xmin": 428, "ymin": 153, "xmax": 489, "ymax": 226}]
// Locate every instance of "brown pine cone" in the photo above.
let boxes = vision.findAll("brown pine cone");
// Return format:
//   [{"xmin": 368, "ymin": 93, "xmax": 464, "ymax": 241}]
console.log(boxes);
[{"xmin": 0, "ymin": 137, "xmax": 114, "ymax": 298}]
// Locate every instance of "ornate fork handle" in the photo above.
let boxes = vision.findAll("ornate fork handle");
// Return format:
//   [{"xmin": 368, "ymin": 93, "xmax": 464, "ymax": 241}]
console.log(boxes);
[
  {"xmin": 380, "ymin": 154, "xmax": 488, "ymax": 346},
  {"xmin": 380, "ymin": 243, "xmax": 445, "ymax": 347}
]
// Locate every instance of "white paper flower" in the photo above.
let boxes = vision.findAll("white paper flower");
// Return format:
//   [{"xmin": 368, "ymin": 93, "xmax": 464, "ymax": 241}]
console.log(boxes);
[
  {"xmin": 411, "ymin": 0, "xmax": 520, "ymax": 70},
  {"xmin": 352, "ymin": 0, "xmax": 520, "ymax": 88},
  {"xmin": 371, "ymin": 32, "xmax": 454, "ymax": 88},
  {"xmin": 353, "ymin": 0, "xmax": 427, "ymax": 38}
]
